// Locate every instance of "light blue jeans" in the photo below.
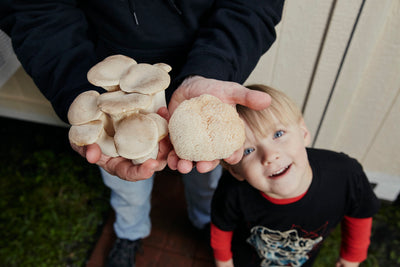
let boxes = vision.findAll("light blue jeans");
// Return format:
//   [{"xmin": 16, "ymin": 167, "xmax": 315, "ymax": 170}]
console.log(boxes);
[{"xmin": 100, "ymin": 165, "xmax": 222, "ymax": 241}]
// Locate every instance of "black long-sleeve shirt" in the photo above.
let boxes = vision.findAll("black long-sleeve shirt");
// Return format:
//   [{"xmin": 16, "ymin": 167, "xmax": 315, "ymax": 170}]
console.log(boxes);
[{"xmin": 2, "ymin": 0, "xmax": 284, "ymax": 123}]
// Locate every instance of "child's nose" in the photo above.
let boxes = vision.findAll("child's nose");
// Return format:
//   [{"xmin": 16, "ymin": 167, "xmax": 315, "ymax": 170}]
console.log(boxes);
[{"xmin": 261, "ymin": 147, "xmax": 279, "ymax": 165}]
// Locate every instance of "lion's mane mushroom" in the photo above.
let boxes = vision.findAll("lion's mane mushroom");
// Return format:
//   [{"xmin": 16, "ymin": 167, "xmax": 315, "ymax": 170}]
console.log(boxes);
[{"xmin": 168, "ymin": 94, "xmax": 245, "ymax": 162}]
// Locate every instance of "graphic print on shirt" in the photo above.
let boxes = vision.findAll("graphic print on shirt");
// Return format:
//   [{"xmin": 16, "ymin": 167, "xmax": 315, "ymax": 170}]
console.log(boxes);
[{"xmin": 247, "ymin": 225, "xmax": 324, "ymax": 267}]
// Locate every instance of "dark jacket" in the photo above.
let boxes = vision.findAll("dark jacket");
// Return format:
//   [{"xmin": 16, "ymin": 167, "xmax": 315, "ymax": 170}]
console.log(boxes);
[{"xmin": 2, "ymin": 0, "xmax": 284, "ymax": 123}]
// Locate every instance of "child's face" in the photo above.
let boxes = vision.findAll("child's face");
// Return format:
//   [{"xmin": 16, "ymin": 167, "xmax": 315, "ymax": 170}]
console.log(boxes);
[{"xmin": 230, "ymin": 114, "xmax": 312, "ymax": 199}]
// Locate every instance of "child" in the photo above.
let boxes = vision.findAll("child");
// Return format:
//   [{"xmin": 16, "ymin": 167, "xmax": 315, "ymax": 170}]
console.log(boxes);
[{"xmin": 210, "ymin": 84, "xmax": 380, "ymax": 267}]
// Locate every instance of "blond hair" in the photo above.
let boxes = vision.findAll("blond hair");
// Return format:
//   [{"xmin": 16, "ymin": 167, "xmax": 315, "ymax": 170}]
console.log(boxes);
[{"xmin": 237, "ymin": 84, "xmax": 303, "ymax": 139}]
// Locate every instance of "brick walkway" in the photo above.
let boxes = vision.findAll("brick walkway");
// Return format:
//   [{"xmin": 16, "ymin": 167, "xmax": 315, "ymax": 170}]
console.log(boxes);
[{"xmin": 86, "ymin": 169, "xmax": 214, "ymax": 267}]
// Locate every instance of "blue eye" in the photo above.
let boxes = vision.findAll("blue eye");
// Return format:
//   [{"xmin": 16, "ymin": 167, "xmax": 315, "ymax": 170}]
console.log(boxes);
[
  {"xmin": 243, "ymin": 147, "xmax": 255, "ymax": 156},
  {"xmin": 273, "ymin": 130, "xmax": 285, "ymax": 139}
]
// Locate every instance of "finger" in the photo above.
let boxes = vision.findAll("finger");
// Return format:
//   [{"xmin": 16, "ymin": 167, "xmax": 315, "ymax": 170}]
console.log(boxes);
[
  {"xmin": 168, "ymin": 91, "xmax": 187, "ymax": 115},
  {"xmin": 158, "ymin": 136, "xmax": 172, "ymax": 160},
  {"xmin": 157, "ymin": 106, "xmax": 171, "ymax": 121},
  {"xmin": 70, "ymin": 142, "xmax": 86, "ymax": 158},
  {"xmin": 223, "ymin": 149, "xmax": 243, "ymax": 165},
  {"xmin": 86, "ymin": 143, "xmax": 102, "ymax": 163},
  {"xmin": 136, "ymin": 160, "xmax": 159, "ymax": 178},
  {"xmin": 167, "ymin": 150, "xmax": 179, "ymax": 170},
  {"xmin": 109, "ymin": 158, "xmax": 157, "ymax": 181},
  {"xmin": 195, "ymin": 160, "xmax": 220, "ymax": 173},
  {"xmin": 230, "ymin": 88, "xmax": 271, "ymax": 110},
  {"xmin": 177, "ymin": 159, "xmax": 194, "ymax": 174}
]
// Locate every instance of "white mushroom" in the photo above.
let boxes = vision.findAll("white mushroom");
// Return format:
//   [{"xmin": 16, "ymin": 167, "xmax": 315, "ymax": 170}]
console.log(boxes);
[
  {"xmin": 69, "ymin": 120, "xmax": 118, "ymax": 157},
  {"xmin": 146, "ymin": 113, "xmax": 168, "ymax": 141},
  {"xmin": 119, "ymin": 63, "xmax": 170, "ymax": 94},
  {"xmin": 69, "ymin": 56, "xmax": 174, "ymax": 163},
  {"xmin": 87, "ymin": 55, "xmax": 137, "ymax": 91},
  {"xmin": 119, "ymin": 63, "xmax": 170, "ymax": 113},
  {"xmin": 153, "ymin": 62, "xmax": 172, "ymax": 73},
  {"xmin": 114, "ymin": 113, "xmax": 159, "ymax": 161},
  {"xmin": 131, "ymin": 145, "xmax": 159, "ymax": 165},
  {"xmin": 97, "ymin": 90, "xmax": 153, "ymax": 128},
  {"xmin": 130, "ymin": 113, "xmax": 168, "ymax": 164},
  {"xmin": 67, "ymin": 90, "xmax": 103, "ymax": 125}
]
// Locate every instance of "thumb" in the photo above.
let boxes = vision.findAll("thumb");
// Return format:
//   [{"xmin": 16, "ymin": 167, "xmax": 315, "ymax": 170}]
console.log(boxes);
[
  {"xmin": 230, "ymin": 87, "xmax": 271, "ymax": 110},
  {"xmin": 86, "ymin": 143, "xmax": 102, "ymax": 163}
]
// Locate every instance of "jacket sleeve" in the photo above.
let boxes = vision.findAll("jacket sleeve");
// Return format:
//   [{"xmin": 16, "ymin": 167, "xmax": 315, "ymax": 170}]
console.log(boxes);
[
  {"xmin": 10, "ymin": 0, "xmax": 102, "ymax": 123},
  {"xmin": 176, "ymin": 0, "xmax": 285, "ymax": 84}
]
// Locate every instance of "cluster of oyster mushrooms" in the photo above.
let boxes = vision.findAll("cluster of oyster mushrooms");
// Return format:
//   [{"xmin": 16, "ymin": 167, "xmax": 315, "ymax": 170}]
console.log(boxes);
[{"xmin": 68, "ymin": 55, "xmax": 171, "ymax": 164}]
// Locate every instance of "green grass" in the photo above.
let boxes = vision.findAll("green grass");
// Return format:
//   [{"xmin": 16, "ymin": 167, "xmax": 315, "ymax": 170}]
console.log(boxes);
[
  {"xmin": 0, "ymin": 117, "xmax": 399, "ymax": 266},
  {"xmin": 0, "ymin": 118, "xmax": 110, "ymax": 267},
  {"xmin": 314, "ymin": 200, "xmax": 400, "ymax": 267}
]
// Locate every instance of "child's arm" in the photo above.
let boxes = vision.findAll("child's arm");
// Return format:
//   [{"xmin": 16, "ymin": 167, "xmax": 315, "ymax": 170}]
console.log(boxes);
[
  {"xmin": 335, "ymin": 257, "xmax": 360, "ymax": 267},
  {"xmin": 338, "ymin": 216, "xmax": 373, "ymax": 266},
  {"xmin": 215, "ymin": 258, "xmax": 234, "ymax": 267},
  {"xmin": 211, "ymin": 223, "xmax": 234, "ymax": 266}
]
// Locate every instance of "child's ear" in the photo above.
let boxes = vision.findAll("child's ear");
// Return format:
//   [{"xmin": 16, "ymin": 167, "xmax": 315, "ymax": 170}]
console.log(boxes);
[
  {"xmin": 299, "ymin": 118, "xmax": 311, "ymax": 146},
  {"xmin": 228, "ymin": 166, "xmax": 245, "ymax": 181}
]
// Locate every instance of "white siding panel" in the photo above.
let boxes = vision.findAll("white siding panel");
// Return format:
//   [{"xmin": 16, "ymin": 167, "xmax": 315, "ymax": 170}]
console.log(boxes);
[
  {"xmin": 246, "ymin": 0, "xmax": 335, "ymax": 108},
  {"xmin": 303, "ymin": 0, "xmax": 367, "ymax": 142},
  {"xmin": 314, "ymin": 0, "xmax": 399, "ymax": 160},
  {"xmin": 363, "ymin": 89, "xmax": 400, "ymax": 176}
]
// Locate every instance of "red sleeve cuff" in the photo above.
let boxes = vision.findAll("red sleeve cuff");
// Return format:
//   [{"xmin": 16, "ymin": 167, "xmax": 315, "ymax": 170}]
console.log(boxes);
[
  {"xmin": 340, "ymin": 216, "xmax": 373, "ymax": 262},
  {"xmin": 210, "ymin": 223, "xmax": 234, "ymax": 261}
]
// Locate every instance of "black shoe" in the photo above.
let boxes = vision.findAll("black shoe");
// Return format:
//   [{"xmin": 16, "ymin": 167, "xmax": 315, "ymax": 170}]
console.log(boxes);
[{"xmin": 105, "ymin": 238, "xmax": 142, "ymax": 267}]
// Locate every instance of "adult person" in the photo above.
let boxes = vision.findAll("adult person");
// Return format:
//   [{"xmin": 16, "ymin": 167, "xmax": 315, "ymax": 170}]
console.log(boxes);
[{"xmin": 1, "ymin": 1, "xmax": 285, "ymax": 266}]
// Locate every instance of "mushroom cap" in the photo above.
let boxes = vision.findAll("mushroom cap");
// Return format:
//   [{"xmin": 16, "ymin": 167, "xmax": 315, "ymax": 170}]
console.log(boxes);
[
  {"xmin": 87, "ymin": 55, "xmax": 137, "ymax": 89},
  {"xmin": 141, "ymin": 90, "xmax": 167, "ymax": 114},
  {"xmin": 168, "ymin": 94, "xmax": 245, "ymax": 161},
  {"xmin": 119, "ymin": 63, "xmax": 170, "ymax": 95},
  {"xmin": 131, "ymin": 144, "xmax": 159, "ymax": 165},
  {"xmin": 146, "ymin": 113, "xmax": 168, "ymax": 140},
  {"xmin": 114, "ymin": 113, "xmax": 159, "ymax": 159},
  {"xmin": 69, "ymin": 120, "xmax": 104, "ymax": 146},
  {"xmin": 67, "ymin": 90, "xmax": 102, "ymax": 125},
  {"xmin": 153, "ymin": 63, "xmax": 172, "ymax": 73},
  {"xmin": 97, "ymin": 90, "xmax": 152, "ymax": 115}
]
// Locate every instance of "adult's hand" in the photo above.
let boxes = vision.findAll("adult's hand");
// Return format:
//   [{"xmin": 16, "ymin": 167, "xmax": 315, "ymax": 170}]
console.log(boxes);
[
  {"xmin": 70, "ymin": 107, "xmax": 171, "ymax": 181},
  {"xmin": 167, "ymin": 76, "xmax": 271, "ymax": 174}
]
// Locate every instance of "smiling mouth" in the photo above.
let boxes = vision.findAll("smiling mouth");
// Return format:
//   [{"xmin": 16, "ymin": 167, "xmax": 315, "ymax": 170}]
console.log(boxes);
[{"xmin": 269, "ymin": 164, "xmax": 291, "ymax": 178}]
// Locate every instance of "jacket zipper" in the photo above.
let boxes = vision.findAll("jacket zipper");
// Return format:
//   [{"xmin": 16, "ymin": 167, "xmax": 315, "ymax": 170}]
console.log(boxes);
[{"xmin": 127, "ymin": 0, "xmax": 183, "ymax": 26}]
